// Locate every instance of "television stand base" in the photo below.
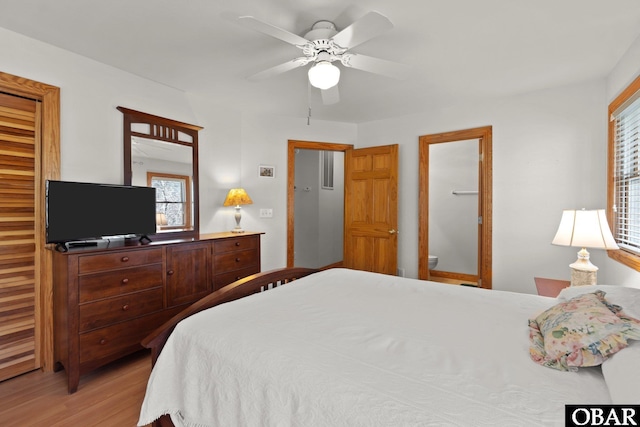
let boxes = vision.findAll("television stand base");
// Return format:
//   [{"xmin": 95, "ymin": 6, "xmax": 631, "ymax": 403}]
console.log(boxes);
[
  {"xmin": 54, "ymin": 243, "xmax": 68, "ymax": 253},
  {"xmin": 68, "ymin": 241, "xmax": 99, "ymax": 248},
  {"xmin": 139, "ymin": 235, "xmax": 152, "ymax": 244},
  {"xmin": 54, "ymin": 241, "xmax": 99, "ymax": 252}
]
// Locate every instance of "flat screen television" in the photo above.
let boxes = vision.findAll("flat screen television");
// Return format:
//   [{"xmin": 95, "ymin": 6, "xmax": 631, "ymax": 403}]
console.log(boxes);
[{"xmin": 46, "ymin": 180, "xmax": 156, "ymax": 246}]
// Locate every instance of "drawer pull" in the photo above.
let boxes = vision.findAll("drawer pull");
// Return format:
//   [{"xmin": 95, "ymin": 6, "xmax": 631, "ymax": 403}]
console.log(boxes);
[
  {"xmin": 122, "ymin": 304, "xmax": 130, "ymax": 311},
  {"xmin": 121, "ymin": 278, "xmax": 129, "ymax": 285},
  {"xmin": 235, "ymin": 257, "xmax": 241, "ymax": 262},
  {"xmin": 167, "ymin": 270, "xmax": 174, "ymax": 276},
  {"xmin": 121, "ymin": 256, "xmax": 129, "ymax": 262},
  {"xmin": 99, "ymin": 339, "xmax": 107, "ymax": 345},
  {"xmin": 236, "ymin": 276, "xmax": 241, "ymax": 280},
  {"xmin": 235, "ymin": 242, "xmax": 240, "ymax": 246}
]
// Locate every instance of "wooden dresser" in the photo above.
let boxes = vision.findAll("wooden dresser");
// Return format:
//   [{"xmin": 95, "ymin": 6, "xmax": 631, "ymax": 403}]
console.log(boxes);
[{"xmin": 52, "ymin": 232, "xmax": 262, "ymax": 393}]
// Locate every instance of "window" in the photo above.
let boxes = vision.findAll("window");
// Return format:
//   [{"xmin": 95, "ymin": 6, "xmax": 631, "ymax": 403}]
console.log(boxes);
[
  {"xmin": 608, "ymin": 74, "xmax": 640, "ymax": 270},
  {"xmin": 321, "ymin": 150, "xmax": 334, "ymax": 190},
  {"xmin": 147, "ymin": 172, "xmax": 192, "ymax": 231}
]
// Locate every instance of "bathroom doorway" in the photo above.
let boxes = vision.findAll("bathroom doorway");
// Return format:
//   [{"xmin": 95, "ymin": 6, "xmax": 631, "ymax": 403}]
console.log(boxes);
[
  {"xmin": 418, "ymin": 126, "xmax": 492, "ymax": 288},
  {"xmin": 287, "ymin": 140, "xmax": 353, "ymax": 268}
]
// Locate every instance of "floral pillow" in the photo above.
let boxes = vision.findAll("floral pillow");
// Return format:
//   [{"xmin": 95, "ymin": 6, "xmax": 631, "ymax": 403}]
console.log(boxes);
[{"xmin": 528, "ymin": 290, "xmax": 640, "ymax": 371}]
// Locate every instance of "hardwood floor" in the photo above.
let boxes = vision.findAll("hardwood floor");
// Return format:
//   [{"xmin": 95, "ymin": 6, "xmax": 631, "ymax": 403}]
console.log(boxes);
[{"xmin": 0, "ymin": 350, "xmax": 152, "ymax": 427}]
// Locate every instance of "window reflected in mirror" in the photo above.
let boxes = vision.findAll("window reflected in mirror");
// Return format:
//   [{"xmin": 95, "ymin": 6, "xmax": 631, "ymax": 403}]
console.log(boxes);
[
  {"xmin": 148, "ymin": 172, "xmax": 192, "ymax": 232},
  {"xmin": 119, "ymin": 106, "xmax": 201, "ymax": 240}
]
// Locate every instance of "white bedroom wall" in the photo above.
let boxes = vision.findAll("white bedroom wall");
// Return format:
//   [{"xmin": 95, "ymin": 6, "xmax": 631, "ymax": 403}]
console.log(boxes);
[
  {"xmin": 293, "ymin": 150, "xmax": 320, "ymax": 267},
  {"xmin": 235, "ymin": 113, "xmax": 356, "ymax": 271},
  {"xmin": 318, "ymin": 151, "xmax": 344, "ymax": 267},
  {"xmin": 4, "ymin": 24, "xmax": 635, "ymax": 290},
  {"xmin": 357, "ymin": 79, "xmax": 607, "ymax": 294},
  {"xmin": 0, "ymin": 27, "xmax": 357, "ymax": 273},
  {"xmin": 428, "ymin": 139, "xmax": 478, "ymax": 275},
  {"xmin": 0, "ymin": 26, "xmax": 244, "ymax": 218}
]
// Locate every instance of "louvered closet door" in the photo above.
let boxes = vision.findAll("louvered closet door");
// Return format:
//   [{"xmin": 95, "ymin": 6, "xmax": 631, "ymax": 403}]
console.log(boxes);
[{"xmin": 0, "ymin": 92, "xmax": 39, "ymax": 381}]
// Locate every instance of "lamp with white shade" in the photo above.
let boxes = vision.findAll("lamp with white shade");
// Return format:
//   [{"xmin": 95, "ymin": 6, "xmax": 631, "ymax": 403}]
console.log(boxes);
[
  {"xmin": 223, "ymin": 188, "xmax": 253, "ymax": 233},
  {"xmin": 155, "ymin": 213, "xmax": 168, "ymax": 231},
  {"xmin": 551, "ymin": 209, "xmax": 619, "ymax": 286}
]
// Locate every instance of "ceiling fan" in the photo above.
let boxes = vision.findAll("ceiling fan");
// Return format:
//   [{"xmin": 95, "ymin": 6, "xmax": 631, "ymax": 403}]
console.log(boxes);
[{"xmin": 231, "ymin": 11, "xmax": 410, "ymax": 105}]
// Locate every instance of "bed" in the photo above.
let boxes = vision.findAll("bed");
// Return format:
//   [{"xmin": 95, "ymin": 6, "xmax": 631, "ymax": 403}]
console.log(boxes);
[{"xmin": 138, "ymin": 267, "xmax": 640, "ymax": 427}]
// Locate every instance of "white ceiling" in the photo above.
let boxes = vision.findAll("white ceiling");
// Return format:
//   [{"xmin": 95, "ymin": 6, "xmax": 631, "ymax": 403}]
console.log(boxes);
[{"xmin": 2, "ymin": 0, "xmax": 640, "ymax": 123}]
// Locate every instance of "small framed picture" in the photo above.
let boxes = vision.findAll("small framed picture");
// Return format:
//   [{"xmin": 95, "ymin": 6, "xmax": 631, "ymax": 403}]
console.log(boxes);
[{"xmin": 259, "ymin": 164, "xmax": 275, "ymax": 178}]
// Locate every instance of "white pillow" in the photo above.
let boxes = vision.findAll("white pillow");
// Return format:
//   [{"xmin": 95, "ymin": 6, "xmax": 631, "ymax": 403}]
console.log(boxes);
[
  {"xmin": 557, "ymin": 285, "xmax": 640, "ymax": 403},
  {"xmin": 601, "ymin": 340, "xmax": 640, "ymax": 403},
  {"xmin": 557, "ymin": 285, "xmax": 640, "ymax": 319}
]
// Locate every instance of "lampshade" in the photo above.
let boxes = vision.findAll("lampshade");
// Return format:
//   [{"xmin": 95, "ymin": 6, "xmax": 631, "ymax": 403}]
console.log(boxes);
[
  {"xmin": 551, "ymin": 209, "xmax": 618, "ymax": 250},
  {"xmin": 552, "ymin": 209, "xmax": 618, "ymax": 287},
  {"xmin": 308, "ymin": 61, "xmax": 340, "ymax": 90},
  {"xmin": 223, "ymin": 188, "xmax": 253, "ymax": 207},
  {"xmin": 155, "ymin": 213, "xmax": 168, "ymax": 226}
]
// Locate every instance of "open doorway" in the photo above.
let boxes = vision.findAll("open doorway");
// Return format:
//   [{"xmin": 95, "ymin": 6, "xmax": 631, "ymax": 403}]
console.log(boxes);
[
  {"xmin": 418, "ymin": 126, "xmax": 492, "ymax": 288},
  {"xmin": 287, "ymin": 140, "xmax": 353, "ymax": 268}
]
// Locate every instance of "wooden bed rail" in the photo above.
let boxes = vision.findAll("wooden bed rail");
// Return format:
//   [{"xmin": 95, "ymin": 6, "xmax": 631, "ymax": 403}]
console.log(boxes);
[{"xmin": 141, "ymin": 267, "xmax": 320, "ymax": 365}]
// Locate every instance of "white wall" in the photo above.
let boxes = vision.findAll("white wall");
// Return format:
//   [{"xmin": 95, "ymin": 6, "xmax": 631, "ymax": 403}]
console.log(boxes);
[
  {"xmin": 235, "ymin": 113, "xmax": 356, "ymax": 271},
  {"xmin": 131, "ymin": 157, "xmax": 192, "ymax": 187},
  {"xmin": 429, "ymin": 139, "xmax": 478, "ymax": 275},
  {"xmin": 5, "ymin": 24, "xmax": 640, "ymax": 291},
  {"xmin": 293, "ymin": 150, "xmax": 344, "ymax": 268},
  {"xmin": 357, "ymin": 79, "xmax": 607, "ymax": 293},
  {"xmin": 294, "ymin": 150, "xmax": 320, "ymax": 266},
  {"xmin": 318, "ymin": 151, "xmax": 344, "ymax": 267},
  {"xmin": 0, "ymin": 27, "xmax": 357, "ymax": 273}
]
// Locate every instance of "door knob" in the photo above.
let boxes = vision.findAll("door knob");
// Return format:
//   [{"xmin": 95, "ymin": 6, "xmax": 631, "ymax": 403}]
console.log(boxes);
[{"xmin": 389, "ymin": 229, "xmax": 398, "ymax": 234}]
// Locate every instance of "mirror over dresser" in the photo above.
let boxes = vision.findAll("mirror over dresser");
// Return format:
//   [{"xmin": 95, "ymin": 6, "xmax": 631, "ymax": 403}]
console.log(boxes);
[{"xmin": 118, "ymin": 106, "xmax": 201, "ymax": 241}]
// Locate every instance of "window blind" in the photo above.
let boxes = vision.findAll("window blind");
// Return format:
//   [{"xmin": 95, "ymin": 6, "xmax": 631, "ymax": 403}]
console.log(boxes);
[{"xmin": 613, "ymin": 93, "xmax": 640, "ymax": 252}]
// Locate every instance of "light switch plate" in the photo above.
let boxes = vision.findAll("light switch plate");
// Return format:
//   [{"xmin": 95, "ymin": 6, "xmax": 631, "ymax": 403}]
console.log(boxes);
[{"xmin": 259, "ymin": 208, "xmax": 273, "ymax": 218}]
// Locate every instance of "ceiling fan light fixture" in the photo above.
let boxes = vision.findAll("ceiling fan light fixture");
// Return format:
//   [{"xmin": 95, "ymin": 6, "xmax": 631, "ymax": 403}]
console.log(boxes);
[{"xmin": 308, "ymin": 61, "xmax": 340, "ymax": 90}]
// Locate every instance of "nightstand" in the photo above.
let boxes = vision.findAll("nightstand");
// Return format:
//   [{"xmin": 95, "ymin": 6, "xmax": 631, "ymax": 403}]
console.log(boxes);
[{"xmin": 534, "ymin": 277, "xmax": 570, "ymax": 297}]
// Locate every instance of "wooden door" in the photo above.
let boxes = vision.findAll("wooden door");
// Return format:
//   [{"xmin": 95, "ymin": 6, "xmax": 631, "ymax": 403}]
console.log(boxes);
[
  {"xmin": 0, "ymin": 93, "xmax": 39, "ymax": 380},
  {"xmin": 166, "ymin": 242, "xmax": 211, "ymax": 307},
  {"xmin": 344, "ymin": 145, "xmax": 398, "ymax": 274}
]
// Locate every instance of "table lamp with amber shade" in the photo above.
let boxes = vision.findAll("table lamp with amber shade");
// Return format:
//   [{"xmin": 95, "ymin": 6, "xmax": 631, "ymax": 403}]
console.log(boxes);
[{"xmin": 223, "ymin": 188, "xmax": 253, "ymax": 233}]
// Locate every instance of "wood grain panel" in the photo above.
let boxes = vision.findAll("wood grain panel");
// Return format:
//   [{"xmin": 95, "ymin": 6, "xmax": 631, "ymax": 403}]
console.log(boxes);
[
  {"xmin": 0, "ymin": 73, "xmax": 60, "ymax": 374},
  {"xmin": 78, "ymin": 248, "xmax": 163, "ymax": 274},
  {"xmin": 78, "ymin": 264, "xmax": 164, "ymax": 303},
  {"xmin": 0, "ymin": 92, "xmax": 38, "ymax": 381},
  {"xmin": 0, "ymin": 351, "xmax": 152, "ymax": 427},
  {"xmin": 344, "ymin": 145, "xmax": 398, "ymax": 275},
  {"xmin": 166, "ymin": 242, "xmax": 211, "ymax": 307}
]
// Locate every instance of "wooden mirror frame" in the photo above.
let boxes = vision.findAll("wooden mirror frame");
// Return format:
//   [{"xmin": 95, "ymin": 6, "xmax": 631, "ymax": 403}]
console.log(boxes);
[
  {"xmin": 287, "ymin": 140, "xmax": 353, "ymax": 268},
  {"xmin": 418, "ymin": 126, "xmax": 492, "ymax": 288},
  {"xmin": 118, "ymin": 106, "xmax": 201, "ymax": 241}
]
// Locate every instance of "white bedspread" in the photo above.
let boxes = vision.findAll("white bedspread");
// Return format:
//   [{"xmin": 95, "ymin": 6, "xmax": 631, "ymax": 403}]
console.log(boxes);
[{"xmin": 138, "ymin": 268, "xmax": 610, "ymax": 427}]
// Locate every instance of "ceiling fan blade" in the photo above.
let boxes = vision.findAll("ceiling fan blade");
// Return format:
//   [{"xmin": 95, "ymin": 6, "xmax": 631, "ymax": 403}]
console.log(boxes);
[
  {"xmin": 321, "ymin": 85, "xmax": 340, "ymax": 105},
  {"xmin": 331, "ymin": 11, "xmax": 393, "ymax": 49},
  {"xmin": 248, "ymin": 59, "xmax": 307, "ymax": 81},
  {"xmin": 342, "ymin": 54, "xmax": 410, "ymax": 80},
  {"xmin": 236, "ymin": 15, "xmax": 309, "ymax": 47}
]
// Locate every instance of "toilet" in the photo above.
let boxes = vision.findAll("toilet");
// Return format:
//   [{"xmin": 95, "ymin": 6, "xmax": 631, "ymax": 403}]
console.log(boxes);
[{"xmin": 428, "ymin": 255, "xmax": 438, "ymax": 270}]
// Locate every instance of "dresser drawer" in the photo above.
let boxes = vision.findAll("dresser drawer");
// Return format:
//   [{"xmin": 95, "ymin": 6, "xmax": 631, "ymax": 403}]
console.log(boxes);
[
  {"xmin": 213, "ymin": 266, "xmax": 260, "ymax": 290},
  {"xmin": 78, "ymin": 248, "xmax": 163, "ymax": 274},
  {"xmin": 79, "ymin": 287, "xmax": 163, "ymax": 332},
  {"xmin": 79, "ymin": 264, "xmax": 163, "ymax": 303},
  {"xmin": 214, "ymin": 236, "xmax": 258, "ymax": 254},
  {"xmin": 79, "ymin": 310, "xmax": 167, "ymax": 365},
  {"xmin": 214, "ymin": 248, "xmax": 259, "ymax": 272}
]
